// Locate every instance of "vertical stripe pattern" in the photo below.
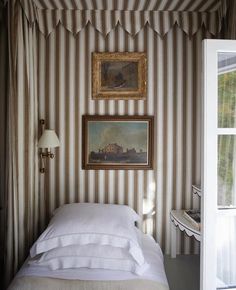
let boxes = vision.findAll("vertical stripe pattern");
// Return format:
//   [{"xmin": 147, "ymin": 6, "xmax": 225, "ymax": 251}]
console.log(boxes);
[
  {"xmin": 0, "ymin": 7, "xmax": 8, "ymax": 283},
  {"xmin": 29, "ymin": 9, "xmax": 221, "ymax": 38},
  {"xmin": 22, "ymin": 0, "xmax": 222, "ymax": 12},
  {"xmin": 5, "ymin": 1, "xmax": 39, "ymax": 287},
  {"xmin": 37, "ymin": 23, "xmax": 208, "ymax": 254},
  {"xmin": 4, "ymin": 1, "xmax": 227, "ymax": 287}
]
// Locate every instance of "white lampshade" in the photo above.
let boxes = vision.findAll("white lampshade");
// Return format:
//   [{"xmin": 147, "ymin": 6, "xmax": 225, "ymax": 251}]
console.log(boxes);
[{"xmin": 38, "ymin": 130, "xmax": 60, "ymax": 148}]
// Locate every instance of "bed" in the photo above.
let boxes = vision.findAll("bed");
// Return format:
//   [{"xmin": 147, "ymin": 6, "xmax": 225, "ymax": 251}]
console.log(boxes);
[{"xmin": 7, "ymin": 203, "xmax": 169, "ymax": 290}]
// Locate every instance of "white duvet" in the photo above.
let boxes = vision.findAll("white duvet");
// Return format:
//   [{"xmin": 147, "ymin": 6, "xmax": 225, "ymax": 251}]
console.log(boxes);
[{"xmin": 15, "ymin": 231, "xmax": 168, "ymax": 287}]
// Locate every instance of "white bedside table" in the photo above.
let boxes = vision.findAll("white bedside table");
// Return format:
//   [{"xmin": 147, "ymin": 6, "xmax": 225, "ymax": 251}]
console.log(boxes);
[{"xmin": 170, "ymin": 210, "xmax": 201, "ymax": 258}]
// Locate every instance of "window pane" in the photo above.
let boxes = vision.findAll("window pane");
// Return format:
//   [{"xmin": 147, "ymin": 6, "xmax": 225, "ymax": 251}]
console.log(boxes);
[
  {"xmin": 218, "ymin": 135, "xmax": 236, "ymax": 207},
  {"xmin": 217, "ymin": 213, "xmax": 236, "ymax": 289},
  {"xmin": 218, "ymin": 52, "xmax": 236, "ymax": 128}
]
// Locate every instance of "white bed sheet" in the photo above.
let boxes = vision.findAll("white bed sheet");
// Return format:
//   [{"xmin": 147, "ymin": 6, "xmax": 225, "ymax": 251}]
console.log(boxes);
[{"xmin": 15, "ymin": 230, "xmax": 168, "ymax": 287}]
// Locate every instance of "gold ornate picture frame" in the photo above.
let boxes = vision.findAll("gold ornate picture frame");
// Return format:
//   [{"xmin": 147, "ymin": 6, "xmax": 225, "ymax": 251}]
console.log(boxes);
[
  {"xmin": 82, "ymin": 115, "xmax": 154, "ymax": 170},
  {"xmin": 92, "ymin": 52, "xmax": 147, "ymax": 100}
]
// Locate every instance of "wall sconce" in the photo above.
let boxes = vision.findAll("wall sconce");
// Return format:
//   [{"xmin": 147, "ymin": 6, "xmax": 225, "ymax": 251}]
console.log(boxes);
[{"xmin": 38, "ymin": 120, "xmax": 60, "ymax": 173}]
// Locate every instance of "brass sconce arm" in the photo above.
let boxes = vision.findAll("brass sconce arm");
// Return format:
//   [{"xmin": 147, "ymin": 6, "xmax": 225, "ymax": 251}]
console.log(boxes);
[{"xmin": 40, "ymin": 151, "xmax": 55, "ymax": 159}]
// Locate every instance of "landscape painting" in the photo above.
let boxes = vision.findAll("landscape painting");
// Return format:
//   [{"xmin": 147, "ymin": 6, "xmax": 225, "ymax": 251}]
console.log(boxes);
[
  {"xmin": 101, "ymin": 61, "xmax": 138, "ymax": 90},
  {"xmin": 92, "ymin": 52, "xmax": 147, "ymax": 100},
  {"xmin": 82, "ymin": 115, "xmax": 154, "ymax": 170}
]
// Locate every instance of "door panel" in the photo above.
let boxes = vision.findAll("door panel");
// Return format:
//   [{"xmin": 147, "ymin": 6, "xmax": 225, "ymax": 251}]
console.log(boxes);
[{"xmin": 202, "ymin": 40, "xmax": 236, "ymax": 290}]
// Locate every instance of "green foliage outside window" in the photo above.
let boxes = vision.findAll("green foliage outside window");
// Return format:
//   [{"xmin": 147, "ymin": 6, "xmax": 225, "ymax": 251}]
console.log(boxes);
[{"xmin": 218, "ymin": 71, "xmax": 236, "ymax": 206}]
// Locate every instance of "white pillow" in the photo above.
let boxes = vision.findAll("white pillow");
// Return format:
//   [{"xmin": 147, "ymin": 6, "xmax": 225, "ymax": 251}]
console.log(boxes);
[
  {"xmin": 30, "ymin": 203, "xmax": 145, "ymax": 266},
  {"xmin": 29, "ymin": 244, "xmax": 149, "ymax": 275}
]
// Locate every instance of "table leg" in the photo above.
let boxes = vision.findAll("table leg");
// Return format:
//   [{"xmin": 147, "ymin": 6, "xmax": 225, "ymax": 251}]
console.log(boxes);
[{"xmin": 171, "ymin": 222, "xmax": 177, "ymax": 258}]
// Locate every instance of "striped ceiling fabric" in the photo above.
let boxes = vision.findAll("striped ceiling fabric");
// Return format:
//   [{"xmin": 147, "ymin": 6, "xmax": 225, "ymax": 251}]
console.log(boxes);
[
  {"xmin": 17, "ymin": 0, "xmax": 225, "ymax": 37},
  {"xmin": 27, "ymin": 0, "xmax": 222, "ymax": 11},
  {"xmin": 36, "ymin": 10, "xmax": 220, "ymax": 37}
]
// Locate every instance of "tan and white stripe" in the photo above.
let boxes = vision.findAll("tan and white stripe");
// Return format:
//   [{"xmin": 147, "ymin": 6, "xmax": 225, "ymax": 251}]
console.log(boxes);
[
  {"xmin": 0, "ymin": 5, "xmax": 8, "ymax": 284},
  {"xmin": 23, "ymin": 8, "xmax": 222, "ymax": 38},
  {"xmin": 0, "ymin": 6, "xmax": 7, "ymax": 213},
  {"xmin": 20, "ymin": 0, "xmax": 222, "ymax": 12},
  {"xmin": 4, "ymin": 0, "xmax": 227, "ymax": 287},
  {"xmin": 36, "ymin": 23, "xmax": 211, "ymax": 254}
]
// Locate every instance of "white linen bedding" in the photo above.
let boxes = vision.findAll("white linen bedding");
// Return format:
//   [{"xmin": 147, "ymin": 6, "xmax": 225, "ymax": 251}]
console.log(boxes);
[
  {"xmin": 29, "ymin": 244, "xmax": 149, "ymax": 275},
  {"xmin": 8, "ymin": 231, "xmax": 169, "ymax": 290},
  {"xmin": 8, "ymin": 277, "xmax": 169, "ymax": 290},
  {"xmin": 30, "ymin": 203, "xmax": 145, "ymax": 266}
]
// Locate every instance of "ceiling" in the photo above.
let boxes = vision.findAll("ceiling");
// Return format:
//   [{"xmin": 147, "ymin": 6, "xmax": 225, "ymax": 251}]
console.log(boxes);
[{"xmin": 30, "ymin": 0, "xmax": 222, "ymax": 11}]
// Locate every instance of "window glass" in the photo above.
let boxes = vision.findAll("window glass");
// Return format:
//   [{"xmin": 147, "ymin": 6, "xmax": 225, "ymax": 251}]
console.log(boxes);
[
  {"xmin": 218, "ymin": 52, "xmax": 236, "ymax": 128},
  {"xmin": 217, "ymin": 214, "xmax": 236, "ymax": 289},
  {"xmin": 218, "ymin": 135, "xmax": 236, "ymax": 207}
]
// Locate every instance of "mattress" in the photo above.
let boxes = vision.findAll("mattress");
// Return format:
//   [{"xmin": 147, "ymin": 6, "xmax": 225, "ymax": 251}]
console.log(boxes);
[{"xmin": 8, "ymin": 232, "xmax": 169, "ymax": 290}]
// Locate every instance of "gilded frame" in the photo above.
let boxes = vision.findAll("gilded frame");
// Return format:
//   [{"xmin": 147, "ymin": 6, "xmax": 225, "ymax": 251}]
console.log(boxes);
[
  {"xmin": 92, "ymin": 52, "xmax": 147, "ymax": 100},
  {"xmin": 82, "ymin": 115, "xmax": 154, "ymax": 170}
]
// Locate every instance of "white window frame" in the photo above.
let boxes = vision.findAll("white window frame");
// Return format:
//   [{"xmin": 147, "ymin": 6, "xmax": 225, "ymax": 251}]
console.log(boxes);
[{"xmin": 201, "ymin": 39, "xmax": 236, "ymax": 290}]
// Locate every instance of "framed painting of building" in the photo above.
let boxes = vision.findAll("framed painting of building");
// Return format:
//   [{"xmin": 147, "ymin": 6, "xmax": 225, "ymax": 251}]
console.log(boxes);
[
  {"xmin": 92, "ymin": 52, "xmax": 147, "ymax": 100},
  {"xmin": 82, "ymin": 115, "xmax": 154, "ymax": 170}
]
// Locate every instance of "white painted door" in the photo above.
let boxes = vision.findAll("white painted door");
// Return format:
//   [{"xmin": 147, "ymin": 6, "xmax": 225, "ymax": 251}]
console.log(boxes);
[{"xmin": 201, "ymin": 40, "xmax": 236, "ymax": 290}]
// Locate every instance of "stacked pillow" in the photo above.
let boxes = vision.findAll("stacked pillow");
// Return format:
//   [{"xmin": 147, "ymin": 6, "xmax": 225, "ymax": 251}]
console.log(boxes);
[{"xmin": 29, "ymin": 203, "xmax": 149, "ymax": 275}]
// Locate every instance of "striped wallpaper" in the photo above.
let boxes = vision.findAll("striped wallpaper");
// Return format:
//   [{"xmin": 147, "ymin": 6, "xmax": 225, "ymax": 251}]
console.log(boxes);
[
  {"xmin": 0, "ymin": 8, "xmax": 7, "ymax": 207},
  {"xmin": 4, "ymin": 1, "xmax": 225, "ymax": 285},
  {"xmin": 0, "ymin": 6, "xmax": 7, "ymax": 281},
  {"xmin": 37, "ymin": 22, "xmax": 211, "ymax": 255}
]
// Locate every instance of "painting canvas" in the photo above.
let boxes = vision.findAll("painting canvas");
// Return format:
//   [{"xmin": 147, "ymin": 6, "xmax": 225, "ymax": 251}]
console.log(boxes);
[
  {"xmin": 92, "ymin": 52, "xmax": 147, "ymax": 100},
  {"xmin": 82, "ymin": 116, "xmax": 153, "ymax": 170},
  {"xmin": 101, "ymin": 61, "xmax": 138, "ymax": 91}
]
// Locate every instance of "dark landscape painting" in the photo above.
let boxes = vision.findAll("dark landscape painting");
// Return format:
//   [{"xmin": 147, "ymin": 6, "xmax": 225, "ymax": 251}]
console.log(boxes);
[
  {"xmin": 92, "ymin": 52, "xmax": 147, "ymax": 100},
  {"xmin": 101, "ymin": 61, "xmax": 138, "ymax": 91}
]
